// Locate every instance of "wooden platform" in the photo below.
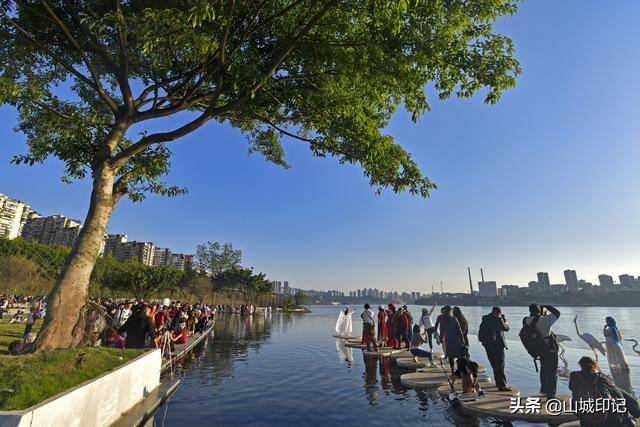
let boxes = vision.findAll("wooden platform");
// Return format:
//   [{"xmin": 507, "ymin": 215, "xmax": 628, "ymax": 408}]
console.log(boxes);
[
  {"xmin": 161, "ymin": 323, "xmax": 215, "ymax": 372},
  {"xmin": 363, "ymin": 349, "xmax": 392, "ymax": 356},
  {"xmin": 396, "ymin": 357, "xmax": 438, "ymax": 369},
  {"xmin": 456, "ymin": 394, "xmax": 578, "ymax": 424},
  {"xmin": 437, "ymin": 383, "xmax": 520, "ymax": 398},
  {"xmin": 389, "ymin": 349, "xmax": 412, "ymax": 360},
  {"xmin": 332, "ymin": 334, "xmax": 356, "ymax": 339},
  {"xmin": 400, "ymin": 371, "xmax": 451, "ymax": 388},
  {"xmin": 345, "ymin": 342, "xmax": 367, "ymax": 349}
]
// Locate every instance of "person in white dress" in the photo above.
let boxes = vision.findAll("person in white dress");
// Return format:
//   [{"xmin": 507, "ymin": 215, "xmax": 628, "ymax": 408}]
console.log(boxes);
[
  {"xmin": 604, "ymin": 316, "xmax": 629, "ymax": 370},
  {"xmin": 335, "ymin": 307, "xmax": 353, "ymax": 338}
]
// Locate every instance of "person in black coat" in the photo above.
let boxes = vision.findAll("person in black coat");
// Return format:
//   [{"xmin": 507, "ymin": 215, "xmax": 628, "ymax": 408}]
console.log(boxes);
[
  {"xmin": 439, "ymin": 305, "xmax": 465, "ymax": 372},
  {"xmin": 569, "ymin": 356, "xmax": 639, "ymax": 426},
  {"xmin": 118, "ymin": 304, "xmax": 156, "ymax": 349},
  {"xmin": 478, "ymin": 306, "xmax": 512, "ymax": 391}
]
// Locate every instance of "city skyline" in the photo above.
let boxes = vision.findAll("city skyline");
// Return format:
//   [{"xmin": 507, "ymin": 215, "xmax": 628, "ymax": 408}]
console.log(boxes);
[{"xmin": 2, "ymin": 1, "xmax": 640, "ymax": 293}]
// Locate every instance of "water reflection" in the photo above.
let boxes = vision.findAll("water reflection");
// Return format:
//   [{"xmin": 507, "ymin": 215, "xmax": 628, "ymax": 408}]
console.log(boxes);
[
  {"xmin": 610, "ymin": 367, "xmax": 634, "ymax": 395},
  {"xmin": 335, "ymin": 339, "xmax": 354, "ymax": 365},
  {"xmin": 153, "ymin": 307, "xmax": 640, "ymax": 427}
]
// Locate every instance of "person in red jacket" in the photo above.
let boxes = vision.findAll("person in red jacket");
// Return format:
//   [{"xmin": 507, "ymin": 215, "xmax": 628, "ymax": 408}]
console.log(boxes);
[
  {"xmin": 395, "ymin": 308, "xmax": 411, "ymax": 349},
  {"xmin": 377, "ymin": 306, "xmax": 388, "ymax": 344},
  {"xmin": 387, "ymin": 304, "xmax": 397, "ymax": 348}
]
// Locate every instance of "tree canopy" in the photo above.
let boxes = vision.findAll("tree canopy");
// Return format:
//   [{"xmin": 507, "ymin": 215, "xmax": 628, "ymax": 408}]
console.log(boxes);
[
  {"xmin": 1, "ymin": 0, "xmax": 521, "ymax": 200},
  {"xmin": 194, "ymin": 241, "xmax": 242, "ymax": 278}
]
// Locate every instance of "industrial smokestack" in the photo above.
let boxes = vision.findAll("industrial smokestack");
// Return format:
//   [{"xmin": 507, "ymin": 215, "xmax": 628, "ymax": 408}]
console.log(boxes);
[
  {"xmin": 480, "ymin": 268, "xmax": 485, "ymax": 282},
  {"xmin": 467, "ymin": 267, "xmax": 473, "ymax": 294}
]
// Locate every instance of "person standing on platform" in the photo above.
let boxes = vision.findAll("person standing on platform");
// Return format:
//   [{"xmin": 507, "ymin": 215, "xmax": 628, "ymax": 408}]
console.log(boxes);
[
  {"xmin": 439, "ymin": 305, "xmax": 465, "ymax": 372},
  {"xmin": 360, "ymin": 304, "xmax": 379, "ymax": 352},
  {"xmin": 402, "ymin": 305, "xmax": 414, "ymax": 339},
  {"xmin": 387, "ymin": 304, "xmax": 397, "ymax": 348},
  {"xmin": 395, "ymin": 307, "xmax": 411, "ymax": 349},
  {"xmin": 453, "ymin": 306, "xmax": 469, "ymax": 347},
  {"xmin": 377, "ymin": 306, "xmax": 388, "ymax": 345},
  {"xmin": 419, "ymin": 304, "xmax": 437, "ymax": 350},
  {"xmin": 478, "ymin": 306, "xmax": 513, "ymax": 391},
  {"xmin": 524, "ymin": 304, "xmax": 560, "ymax": 399}
]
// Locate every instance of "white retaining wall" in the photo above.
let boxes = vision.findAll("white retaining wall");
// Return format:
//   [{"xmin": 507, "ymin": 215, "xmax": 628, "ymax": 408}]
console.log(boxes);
[{"xmin": 0, "ymin": 349, "xmax": 161, "ymax": 427}]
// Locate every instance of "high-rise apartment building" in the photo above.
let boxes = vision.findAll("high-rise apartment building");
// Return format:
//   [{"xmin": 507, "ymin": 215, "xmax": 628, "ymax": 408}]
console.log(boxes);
[
  {"xmin": 169, "ymin": 253, "xmax": 193, "ymax": 270},
  {"xmin": 564, "ymin": 269, "xmax": 579, "ymax": 290},
  {"xmin": 112, "ymin": 241, "xmax": 155, "ymax": 265},
  {"xmin": 153, "ymin": 247, "xmax": 172, "ymax": 266},
  {"xmin": 103, "ymin": 234, "xmax": 127, "ymax": 257},
  {"xmin": 537, "ymin": 272, "xmax": 551, "ymax": 288},
  {"xmin": 619, "ymin": 274, "xmax": 637, "ymax": 289},
  {"xmin": 598, "ymin": 274, "xmax": 614, "ymax": 288},
  {"xmin": 21, "ymin": 215, "xmax": 81, "ymax": 247},
  {"xmin": 0, "ymin": 193, "xmax": 39, "ymax": 239}
]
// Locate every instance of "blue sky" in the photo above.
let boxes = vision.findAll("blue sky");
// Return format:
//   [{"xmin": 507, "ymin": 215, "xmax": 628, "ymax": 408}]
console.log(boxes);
[{"xmin": 2, "ymin": 1, "xmax": 640, "ymax": 293}]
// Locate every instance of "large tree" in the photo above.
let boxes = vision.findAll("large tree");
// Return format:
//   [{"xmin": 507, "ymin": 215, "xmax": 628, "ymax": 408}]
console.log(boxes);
[
  {"xmin": 0, "ymin": 0, "xmax": 520, "ymax": 350},
  {"xmin": 194, "ymin": 241, "xmax": 242, "ymax": 279}
]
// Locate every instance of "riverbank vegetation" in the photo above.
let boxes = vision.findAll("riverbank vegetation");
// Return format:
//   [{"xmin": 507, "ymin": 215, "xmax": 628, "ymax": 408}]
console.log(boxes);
[{"xmin": 0, "ymin": 237, "xmax": 285, "ymax": 307}]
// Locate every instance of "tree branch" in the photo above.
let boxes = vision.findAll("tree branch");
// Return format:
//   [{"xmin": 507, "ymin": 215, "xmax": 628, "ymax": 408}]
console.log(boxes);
[
  {"xmin": 251, "ymin": 114, "xmax": 315, "ymax": 144},
  {"xmin": 2, "ymin": 20, "xmax": 102, "ymax": 101},
  {"xmin": 113, "ymin": 0, "xmax": 134, "ymax": 114},
  {"xmin": 111, "ymin": 109, "xmax": 212, "ymax": 167},
  {"xmin": 39, "ymin": 0, "xmax": 119, "ymax": 114}
]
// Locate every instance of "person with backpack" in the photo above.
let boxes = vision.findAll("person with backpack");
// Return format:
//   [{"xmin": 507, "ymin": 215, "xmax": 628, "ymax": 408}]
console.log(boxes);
[
  {"xmin": 569, "ymin": 356, "xmax": 639, "ymax": 426},
  {"xmin": 522, "ymin": 303, "xmax": 560, "ymax": 399},
  {"xmin": 478, "ymin": 306, "xmax": 512, "ymax": 391}
]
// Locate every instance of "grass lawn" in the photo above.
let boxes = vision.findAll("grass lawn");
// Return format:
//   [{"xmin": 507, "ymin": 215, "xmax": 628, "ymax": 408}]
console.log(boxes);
[
  {"xmin": 0, "ymin": 318, "xmax": 144, "ymax": 411},
  {"xmin": 0, "ymin": 318, "xmax": 41, "ymax": 355}
]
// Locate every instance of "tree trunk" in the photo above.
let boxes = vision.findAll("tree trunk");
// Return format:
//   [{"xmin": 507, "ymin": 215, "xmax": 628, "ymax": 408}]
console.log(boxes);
[{"xmin": 34, "ymin": 165, "xmax": 116, "ymax": 352}]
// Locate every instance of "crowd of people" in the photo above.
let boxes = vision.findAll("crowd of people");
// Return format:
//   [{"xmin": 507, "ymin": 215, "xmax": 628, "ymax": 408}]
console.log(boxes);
[
  {"xmin": 356, "ymin": 302, "xmax": 640, "ymax": 425},
  {"xmin": 0, "ymin": 294, "xmax": 271, "ymax": 354}
]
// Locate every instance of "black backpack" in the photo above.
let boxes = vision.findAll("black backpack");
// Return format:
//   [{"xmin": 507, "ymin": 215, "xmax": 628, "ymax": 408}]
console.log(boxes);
[
  {"xmin": 519, "ymin": 316, "xmax": 546, "ymax": 370},
  {"xmin": 477, "ymin": 315, "xmax": 494, "ymax": 345}
]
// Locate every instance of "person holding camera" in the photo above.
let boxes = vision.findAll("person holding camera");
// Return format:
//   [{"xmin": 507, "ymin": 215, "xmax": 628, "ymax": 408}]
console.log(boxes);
[
  {"xmin": 478, "ymin": 306, "xmax": 512, "ymax": 391},
  {"xmin": 524, "ymin": 303, "xmax": 561, "ymax": 399}
]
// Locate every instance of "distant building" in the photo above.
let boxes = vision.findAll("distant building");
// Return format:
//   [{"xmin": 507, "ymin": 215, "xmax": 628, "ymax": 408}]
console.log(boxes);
[
  {"xmin": 113, "ymin": 241, "xmax": 155, "ymax": 265},
  {"xmin": 272, "ymin": 281, "xmax": 283, "ymax": 293},
  {"xmin": 21, "ymin": 215, "xmax": 81, "ymax": 247},
  {"xmin": 537, "ymin": 272, "xmax": 551, "ymax": 288},
  {"xmin": 0, "ymin": 193, "xmax": 39, "ymax": 239},
  {"xmin": 152, "ymin": 247, "xmax": 172, "ymax": 266},
  {"xmin": 619, "ymin": 274, "xmax": 637, "ymax": 289},
  {"xmin": 564, "ymin": 269, "xmax": 579, "ymax": 291},
  {"xmin": 478, "ymin": 281, "xmax": 498, "ymax": 298},
  {"xmin": 501, "ymin": 284, "xmax": 524, "ymax": 296},
  {"xmin": 578, "ymin": 280, "xmax": 593, "ymax": 290},
  {"xmin": 598, "ymin": 274, "xmax": 615, "ymax": 289},
  {"xmin": 169, "ymin": 253, "xmax": 193, "ymax": 270},
  {"xmin": 103, "ymin": 234, "xmax": 127, "ymax": 257}
]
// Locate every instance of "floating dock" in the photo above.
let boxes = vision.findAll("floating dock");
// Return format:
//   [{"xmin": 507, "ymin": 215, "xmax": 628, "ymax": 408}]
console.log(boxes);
[
  {"xmin": 455, "ymin": 393, "xmax": 578, "ymax": 424},
  {"xmin": 161, "ymin": 323, "xmax": 215, "ymax": 372}
]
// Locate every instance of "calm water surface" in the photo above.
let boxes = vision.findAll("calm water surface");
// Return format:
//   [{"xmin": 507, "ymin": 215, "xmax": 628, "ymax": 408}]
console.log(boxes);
[{"xmin": 153, "ymin": 306, "xmax": 640, "ymax": 426}]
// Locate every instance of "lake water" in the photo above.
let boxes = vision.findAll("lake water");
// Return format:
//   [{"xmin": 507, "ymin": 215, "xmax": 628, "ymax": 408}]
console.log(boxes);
[{"xmin": 153, "ymin": 305, "xmax": 640, "ymax": 426}]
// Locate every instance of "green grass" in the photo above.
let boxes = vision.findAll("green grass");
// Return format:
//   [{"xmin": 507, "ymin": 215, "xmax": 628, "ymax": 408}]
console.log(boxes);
[
  {"xmin": 0, "ymin": 319, "xmax": 144, "ymax": 411},
  {"xmin": 0, "ymin": 319, "xmax": 41, "ymax": 355}
]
